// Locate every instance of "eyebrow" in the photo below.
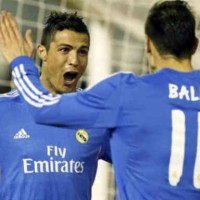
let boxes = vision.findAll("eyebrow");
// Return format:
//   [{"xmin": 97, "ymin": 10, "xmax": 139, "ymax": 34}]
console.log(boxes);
[{"xmin": 58, "ymin": 44, "xmax": 89, "ymax": 49}]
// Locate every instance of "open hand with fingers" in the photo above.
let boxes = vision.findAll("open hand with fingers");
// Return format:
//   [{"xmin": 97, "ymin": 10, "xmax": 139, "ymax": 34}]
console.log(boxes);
[{"xmin": 0, "ymin": 11, "xmax": 34, "ymax": 64}]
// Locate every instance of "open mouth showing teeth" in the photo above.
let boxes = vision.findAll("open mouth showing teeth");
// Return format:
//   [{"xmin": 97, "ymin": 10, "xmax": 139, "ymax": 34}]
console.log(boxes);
[{"xmin": 63, "ymin": 72, "xmax": 78, "ymax": 81}]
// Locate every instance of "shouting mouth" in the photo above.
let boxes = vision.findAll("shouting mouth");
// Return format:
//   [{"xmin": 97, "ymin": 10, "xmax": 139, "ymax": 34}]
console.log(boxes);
[{"xmin": 63, "ymin": 71, "xmax": 79, "ymax": 85}]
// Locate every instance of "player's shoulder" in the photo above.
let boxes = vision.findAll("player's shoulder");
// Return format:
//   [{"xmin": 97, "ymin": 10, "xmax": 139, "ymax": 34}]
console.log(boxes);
[
  {"xmin": 139, "ymin": 68, "xmax": 171, "ymax": 84},
  {"xmin": 88, "ymin": 72, "xmax": 138, "ymax": 93},
  {"xmin": 110, "ymin": 71, "xmax": 137, "ymax": 80},
  {"xmin": 101, "ymin": 72, "xmax": 138, "ymax": 86},
  {"xmin": 0, "ymin": 89, "xmax": 20, "ymax": 102}
]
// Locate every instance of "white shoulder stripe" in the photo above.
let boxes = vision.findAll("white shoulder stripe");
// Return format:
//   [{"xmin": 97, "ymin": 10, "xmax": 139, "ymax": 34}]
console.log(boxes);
[
  {"xmin": 12, "ymin": 64, "xmax": 61, "ymax": 107},
  {"xmin": 19, "ymin": 65, "xmax": 60, "ymax": 101},
  {"xmin": 14, "ymin": 67, "xmax": 59, "ymax": 104},
  {"xmin": 13, "ymin": 74, "xmax": 44, "ymax": 107}
]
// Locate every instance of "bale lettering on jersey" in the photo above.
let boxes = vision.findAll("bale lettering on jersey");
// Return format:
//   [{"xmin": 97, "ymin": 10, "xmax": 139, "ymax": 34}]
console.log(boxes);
[{"xmin": 168, "ymin": 83, "xmax": 200, "ymax": 101}]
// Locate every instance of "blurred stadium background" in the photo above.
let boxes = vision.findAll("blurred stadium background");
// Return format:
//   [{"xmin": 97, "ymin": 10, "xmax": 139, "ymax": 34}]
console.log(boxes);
[{"xmin": 0, "ymin": 0, "xmax": 200, "ymax": 199}]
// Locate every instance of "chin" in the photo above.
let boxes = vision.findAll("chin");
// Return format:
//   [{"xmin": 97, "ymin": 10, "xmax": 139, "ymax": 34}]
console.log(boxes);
[{"xmin": 62, "ymin": 87, "xmax": 76, "ymax": 94}]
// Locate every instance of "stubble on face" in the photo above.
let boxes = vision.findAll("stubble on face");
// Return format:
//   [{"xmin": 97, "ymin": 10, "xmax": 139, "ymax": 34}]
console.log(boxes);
[{"xmin": 40, "ymin": 30, "xmax": 89, "ymax": 94}]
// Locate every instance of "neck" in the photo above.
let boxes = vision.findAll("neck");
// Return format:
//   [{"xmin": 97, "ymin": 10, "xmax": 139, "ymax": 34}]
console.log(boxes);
[
  {"xmin": 155, "ymin": 55, "xmax": 193, "ymax": 72},
  {"xmin": 40, "ymin": 74, "xmax": 56, "ymax": 94}
]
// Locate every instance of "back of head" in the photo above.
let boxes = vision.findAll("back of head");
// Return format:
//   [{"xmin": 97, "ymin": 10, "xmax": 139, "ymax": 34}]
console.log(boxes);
[
  {"xmin": 41, "ymin": 11, "xmax": 90, "ymax": 50},
  {"xmin": 145, "ymin": 0, "xmax": 196, "ymax": 59}
]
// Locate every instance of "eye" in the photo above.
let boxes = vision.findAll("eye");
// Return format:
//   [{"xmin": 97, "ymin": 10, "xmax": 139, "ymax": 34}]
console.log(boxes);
[
  {"xmin": 58, "ymin": 47, "xmax": 71, "ymax": 54},
  {"xmin": 78, "ymin": 49, "xmax": 89, "ymax": 56}
]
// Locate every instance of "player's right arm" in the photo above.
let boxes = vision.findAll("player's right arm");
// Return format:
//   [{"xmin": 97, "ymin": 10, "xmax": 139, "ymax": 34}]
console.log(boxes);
[{"xmin": 10, "ymin": 56, "xmax": 122, "ymax": 128}]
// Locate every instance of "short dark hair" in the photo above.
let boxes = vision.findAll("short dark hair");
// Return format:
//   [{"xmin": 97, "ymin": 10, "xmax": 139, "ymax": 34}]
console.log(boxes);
[
  {"xmin": 41, "ymin": 11, "xmax": 90, "ymax": 50},
  {"xmin": 145, "ymin": 0, "xmax": 196, "ymax": 58}
]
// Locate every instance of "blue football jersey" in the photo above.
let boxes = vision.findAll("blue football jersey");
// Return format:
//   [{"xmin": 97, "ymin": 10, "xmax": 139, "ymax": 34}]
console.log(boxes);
[
  {"xmin": 0, "ymin": 89, "xmax": 111, "ymax": 200},
  {"xmin": 10, "ymin": 56, "xmax": 200, "ymax": 199}
]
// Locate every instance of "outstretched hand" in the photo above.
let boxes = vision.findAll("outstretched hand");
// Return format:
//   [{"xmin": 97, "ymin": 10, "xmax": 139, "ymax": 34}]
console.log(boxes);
[{"xmin": 0, "ymin": 11, "xmax": 34, "ymax": 64}]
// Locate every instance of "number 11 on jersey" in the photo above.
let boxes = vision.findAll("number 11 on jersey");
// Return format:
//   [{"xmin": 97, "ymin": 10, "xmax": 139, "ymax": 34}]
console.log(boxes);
[{"xmin": 169, "ymin": 110, "xmax": 200, "ymax": 189}]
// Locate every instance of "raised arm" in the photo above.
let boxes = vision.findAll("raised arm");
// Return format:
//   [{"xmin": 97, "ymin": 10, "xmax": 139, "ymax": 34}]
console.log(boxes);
[{"xmin": 0, "ymin": 11, "xmax": 34, "ymax": 63}]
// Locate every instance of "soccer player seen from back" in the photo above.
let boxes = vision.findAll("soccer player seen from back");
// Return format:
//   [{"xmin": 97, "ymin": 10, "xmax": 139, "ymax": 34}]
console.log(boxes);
[{"xmin": 0, "ymin": 0, "xmax": 200, "ymax": 199}]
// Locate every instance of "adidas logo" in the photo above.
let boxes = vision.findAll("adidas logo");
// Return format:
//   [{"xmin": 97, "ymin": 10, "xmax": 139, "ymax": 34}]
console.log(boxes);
[{"xmin": 14, "ymin": 129, "xmax": 30, "ymax": 139}]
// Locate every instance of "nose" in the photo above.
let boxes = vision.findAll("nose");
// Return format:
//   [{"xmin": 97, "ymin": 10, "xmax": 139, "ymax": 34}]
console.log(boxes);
[{"xmin": 69, "ymin": 51, "xmax": 79, "ymax": 67}]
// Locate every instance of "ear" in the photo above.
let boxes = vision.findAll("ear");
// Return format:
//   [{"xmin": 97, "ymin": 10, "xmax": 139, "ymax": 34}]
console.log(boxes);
[
  {"xmin": 37, "ymin": 44, "xmax": 47, "ymax": 61},
  {"xmin": 192, "ymin": 37, "xmax": 199, "ymax": 55}
]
